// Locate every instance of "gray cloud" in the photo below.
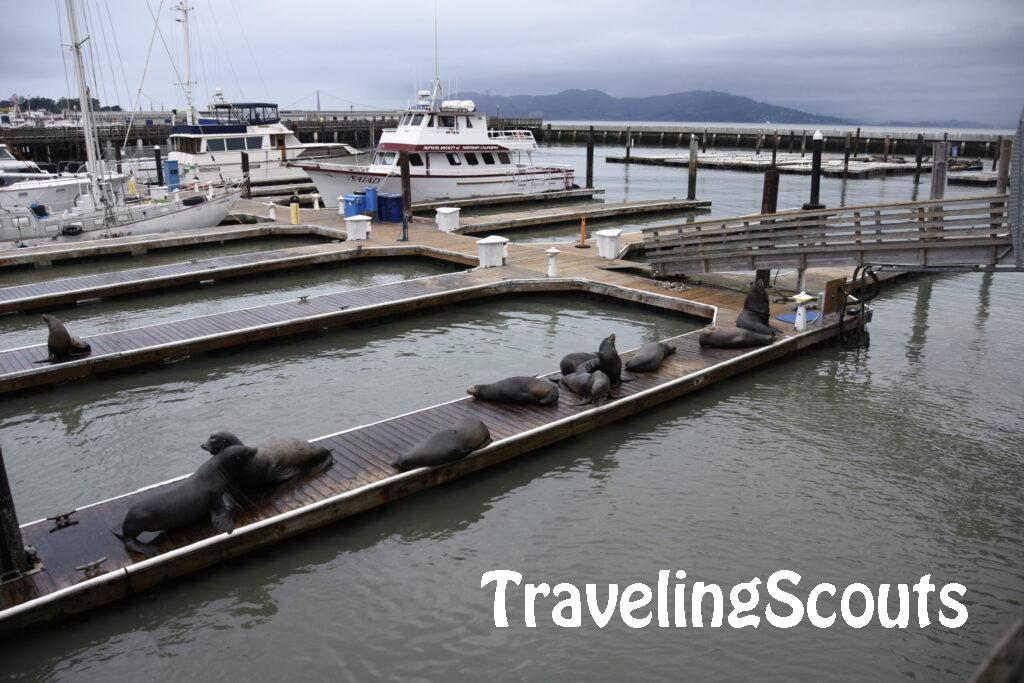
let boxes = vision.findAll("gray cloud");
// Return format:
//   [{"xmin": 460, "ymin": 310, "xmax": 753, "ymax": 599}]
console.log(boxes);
[{"xmin": 2, "ymin": 0, "xmax": 1021, "ymax": 125}]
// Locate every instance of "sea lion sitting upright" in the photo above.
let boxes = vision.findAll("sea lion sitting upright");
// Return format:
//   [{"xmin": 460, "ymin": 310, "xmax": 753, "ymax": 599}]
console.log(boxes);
[
  {"xmin": 699, "ymin": 328, "xmax": 775, "ymax": 349},
  {"xmin": 467, "ymin": 376, "xmax": 559, "ymax": 405},
  {"xmin": 391, "ymin": 417, "xmax": 492, "ymax": 471},
  {"xmin": 735, "ymin": 280, "xmax": 781, "ymax": 337},
  {"xmin": 201, "ymin": 431, "xmax": 333, "ymax": 493},
  {"xmin": 624, "ymin": 341, "xmax": 676, "ymax": 373},
  {"xmin": 597, "ymin": 334, "xmax": 632, "ymax": 386},
  {"xmin": 39, "ymin": 314, "xmax": 91, "ymax": 362},
  {"xmin": 114, "ymin": 444, "xmax": 256, "ymax": 556},
  {"xmin": 559, "ymin": 352, "xmax": 599, "ymax": 376}
]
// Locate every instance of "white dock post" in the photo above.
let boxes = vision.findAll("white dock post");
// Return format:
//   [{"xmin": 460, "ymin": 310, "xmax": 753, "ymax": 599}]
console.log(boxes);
[
  {"xmin": 267, "ymin": 203, "xmax": 277, "ymax": 221},
  {"xmin": 792, "ymin": 292, "xmax": 815, "ymax": 331},
  {"xmin": 336, "ymin": 196, "xmax": 345, "ymax": 216},
  {"xmin": 596, "ymin": 228, "xmax": 623, "ymax": 259},
  {"xmin": 312, "ymin": 193, "xmax": 321, "ymax": 211},
  {"xmin": 344, "ymin": 215, "xmax": 371, "ymax": 241},
  {"xmin": 546, "ymin": 246, "xmax": 559, "ymax": 277},
  {"xmin": 476, "ymin": 235, "xmax": 509, "ymax": 267},
  {"xmin": 435, "ymin": 207, "xmax": 461, "ymax": 233}
]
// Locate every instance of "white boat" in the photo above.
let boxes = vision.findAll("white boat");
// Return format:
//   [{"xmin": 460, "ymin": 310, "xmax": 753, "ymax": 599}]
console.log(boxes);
[
  {"xmin": 291, "ymin": 89, "xmax": 573, "ymax": 207},
  {"xmin": 162, "ymin": 91, "xmax": 359, "ymax": 186},
  {"xmin": 0, "ymin": 0, "xmax": 239, "ymax": 249},
  {"xmin": 0, "ymin": 143, "xmax": 129, "ymax": 214}
]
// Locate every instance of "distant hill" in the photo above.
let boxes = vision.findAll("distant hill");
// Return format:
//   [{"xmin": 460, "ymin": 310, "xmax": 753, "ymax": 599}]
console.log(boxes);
[
  {"xmin": 457, "ymin": 89, "xmax": 848, "ymax": 125},
  {"xmin": 879, "ymin": 119, "xmax": 1007, "ymax": 130}
]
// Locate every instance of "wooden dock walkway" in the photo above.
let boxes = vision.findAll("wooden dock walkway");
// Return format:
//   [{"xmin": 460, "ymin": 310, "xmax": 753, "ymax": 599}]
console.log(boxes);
[
  {"xmin": 606, "ymin": 152, "xmax": 933, "ymax": 178},
  {"xmin": 455, "ymin": 198, "xmax": 711, "ymax": 235},
  {"xmin": 0, "ymin": 243, "xmax": 475, "ymax": 314},
  {"xmin": 411, "ymin": 188, "xmax": 604, "ymax": 213}
]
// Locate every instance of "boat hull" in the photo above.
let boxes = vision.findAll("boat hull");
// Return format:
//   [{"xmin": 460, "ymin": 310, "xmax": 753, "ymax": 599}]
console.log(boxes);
[{"xmin": 303, "ymin": 167, "xmax": 574, "ymax": 208}]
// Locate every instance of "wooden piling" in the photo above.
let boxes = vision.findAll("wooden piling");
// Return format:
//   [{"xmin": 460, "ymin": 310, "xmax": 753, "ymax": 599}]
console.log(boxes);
[
  {"xmin": 853, "ymin": 127, "xmax": 861, "ymax": 157},
  {"xmin": 687, "ymin": 134, "xmax": 698, "ymax": 201},
  {"xmin": 399, "ymin": 151, "xmax": 411, "ymax": 242},
  {"xmin": 114, "ymin": 144, "xmax": 122, "ymax": 174},
  {"xmin": 625, "ymin": 126, "xmax": 632, "ymax": 162},
  {"xmin": 800, "ymin": 131, "xmax": 807, "ymax": 157},
  {"xmin": 843, "ymin": 133, "xmax": 851, "ymax": 176},
  {"xmin": 154, "ymin": 145, "xmax": 164, "ymax": 186},
  {"xmin": 586, "ymin": 126, "xmax": 595, "ymax": 189},
  {"xmin": 914, "ymin": 133, "xmax": 924, "ymax": 183},
  {"xmin": 883, "ymin": 136, "xmax": 891, "ymax": 162},
  {"xmin": 996, "ymin": 138, "xmax": 1012, "ymax": 194},
  {"xmin": 240, "ymin": 152, "xmax": 251, "ymax": 199},
  {"xmin": 993, "ymin": 135, "xmax": 1003, "ymax": 171},
  {"xmin": 761, "ymin": 165, "xmax": 779, "ymax": 215},
  {"xmin": 803, "ymin": 132, "xmax": 825, "ymax": 210},
  {"xmin": 788, "ymin": 130, "xmax": 795, "ymax": 154},
  {"xmin": 701, "ymin": 128, "xmax": 708, "ymax": 153},
  {"xmin": 930, "ymin": 141, "xmax": 948, "ymax": 200},
  {"xmin": 0, "ymin": 447, "xmax": 30, "ymax": 580}
]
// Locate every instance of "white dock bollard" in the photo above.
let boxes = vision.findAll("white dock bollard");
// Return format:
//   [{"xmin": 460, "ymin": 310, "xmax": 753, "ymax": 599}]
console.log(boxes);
[
  {"xmin": 435, "ymin": 207, "xmax": 461, "ymax": 233},
  {"xmin": 546, "ymin": 246, "xmax": 559, "ymax": 277},
  {"xmin": 595, "ymin": 228, "xmax": 623, "ymax": 259},
  {"xmin": 312, "ymin": 193, "xmax": 321, "ymax": 211},
  {"xmin": 268, "ymin": 203, "xmax": 277, "ymax": 221},
  {"xmin": 336, "ymin": 196, "xmax": 345, "ymax": 217},
  {"xmin": 344, "ymin": 214, "xmax": 371, "ymax": 241},
  {"xmin": 791, "ymin": 291, "xmax": 815, "ymax": 331},
  {"xmin": 476, "ymin": 235, "xmax": 509, "ymax": 268}
]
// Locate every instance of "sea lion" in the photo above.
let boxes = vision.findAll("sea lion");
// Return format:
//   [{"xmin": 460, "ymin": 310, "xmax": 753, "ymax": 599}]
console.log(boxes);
[
  {"xmin": 114, "ymin": 444, "xmax": 256, "ymax": 557},
  {"xmin": 39, "ymin": 314, "xmax": 90, "ymax": 362},
  {"xmin": 201, "ymin": 431, "xmax": 333, "ymax": 492},
  {"xmin": 624, "ymin": 341, "xmax": 676, "ymax": 373},
  {"xmin": 467, "ymin": 376, "xmax": 559, "ymax": 405},
  {"xmin": 735, "ymin": 280, "xmax": 781, "ymax": 337},
  {"xmin": 582, "ymin": 370, "xmax": 613, "ymax": 405},
  {"xmin": 699, "ymin": 328, "xmax": 775, "ymax": 349},
  {"xmin": 559, "ymin": 352, "xmax": 599, "ymax": 376},
  {"xmin": 560, "ymin": 371, "xmax": 593, "ymax": 398},
  {"xmin": 391, "ymin": 417, "xmax": 492, "ymax": 471},
  {"xmin": 597, "ymin": 333, "xmax": 633, "ymax": 386}
]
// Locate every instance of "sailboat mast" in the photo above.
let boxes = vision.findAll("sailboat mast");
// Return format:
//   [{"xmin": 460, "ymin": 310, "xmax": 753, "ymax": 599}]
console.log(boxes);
[
  {"xmin": 176, "ymin": 1, "xmax": 196, "ymax": 125},
  {"xmin": 64, "ymin": 0, "xmax": 102, "ymax": 200}
]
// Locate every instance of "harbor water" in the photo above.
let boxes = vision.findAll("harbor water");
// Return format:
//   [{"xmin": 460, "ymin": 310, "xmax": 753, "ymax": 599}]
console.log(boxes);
[{"xmin": 0, "ymin": 144, "xmax": 1021, "ymax": 682}]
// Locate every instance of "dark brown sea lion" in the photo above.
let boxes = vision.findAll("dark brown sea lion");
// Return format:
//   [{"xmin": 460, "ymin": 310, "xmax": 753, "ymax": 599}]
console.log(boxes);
[
  {"xmin": 391, "ymin": 417, "xmax": 492, "ymax": 471},
  {"xmin": 735, "ymin": 280, "xmax": 781, "ymax": 337},
  {"xmin": 598, "ymin": 333, "xmax": 633, "ymax": 386},
  {"xmin": 624, "ymin": 341, "xmax": 676, "ymax": 373},
  {"xmin": 201, "ymin": 431, "xmax": 333, "ymax": 492},
  {"xmin": 114, "ymin": 444, "xmax": 256, "ymax": 557},
  {"xmin": 559, "ymin": 352, "xmax": 599, "ymax": 376},
  {"xmin": 39, "ymin": 314, "xmax": 91, "ymax": 362},
  {"xmin": 560, "ymin": 371, "xmax": 592, "ymax": 398},
  {"xmin": 467, "ymin": 376, "xmax": 559, "ymax": 405},
  {"xmin": 699, "ymin": 328, "xmax": 775, "ymax": 349}
]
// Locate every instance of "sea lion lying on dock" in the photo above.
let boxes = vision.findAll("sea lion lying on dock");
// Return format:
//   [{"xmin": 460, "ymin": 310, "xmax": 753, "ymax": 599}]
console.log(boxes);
[
  {"xmin": 559, "ymin": 352, "xmax": 599, "ymax": 376},
  {"xmin": 467, "ymin": 376, "xmax": 559, "ymax": 405},
  {"xmin": 38, "ymin": 314, "xmax": 91, "ymax": 362},
  {"xmin": 735, "ymin": 280, "xmax": 782, "ymax": 337},
  {"xmin": 392, "ymin": 417, "xmax": 492, "ymax": 471},
  {"xmin": 114, "ymin": 444, "xmax": 256, "ymax": 557},
  {"xmin": 201, "ymin": 431, "xmax": 333, "ymax": 492},
  {"xmin": 624, "ymin": 341, "xmax": 676, "ymax": 373},
  {"xmin": 699, "ymin": 328, "xmax": 775, "ymax": 349}
]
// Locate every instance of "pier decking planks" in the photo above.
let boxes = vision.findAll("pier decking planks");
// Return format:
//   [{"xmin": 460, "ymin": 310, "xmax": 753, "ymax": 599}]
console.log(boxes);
[
  {"xmin": 455, "ymin": 199, "xmax": 711, "ymax": 234},
  {"xmin": 0, "ymin": 308, "xmax": 860, "ymax": 632}
]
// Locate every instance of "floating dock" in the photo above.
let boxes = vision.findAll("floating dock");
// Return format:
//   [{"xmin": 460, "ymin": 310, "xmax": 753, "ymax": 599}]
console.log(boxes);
[
  {"xmin": 455, "ymin": 198, "xmax": 711, "ymax": 235},
  {"xmin": 0, "ymin": 198, "xmax": 866, "ymax": 633},
  {"xmin": 606, "ymin": 151, "xmax": 934, "ymax": 178}
]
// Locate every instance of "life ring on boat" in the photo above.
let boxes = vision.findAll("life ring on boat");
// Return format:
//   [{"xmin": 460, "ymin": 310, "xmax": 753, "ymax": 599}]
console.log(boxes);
[
  {"xmin": 61, "ymin": 224, "xmax": 84, "ymax": 236},
  {"xmin": 182, "ymin": 195, "xmax": 206, "ymax": 207}
]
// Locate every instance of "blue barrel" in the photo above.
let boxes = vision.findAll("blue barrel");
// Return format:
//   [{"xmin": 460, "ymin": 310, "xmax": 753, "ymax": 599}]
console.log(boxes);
[
  {"xmin": 342, "ymin": 195, "xmax": 360, "ymax": 217},
  {"xmin": 352, "ymin": 194, "xmax": 367, "ymax": 214},
  {"xmin": 163, "ymin": 159, "xmax": 180, "ymax": 191},
  {"xmin": 363, "ymin": 186, "xmax": 378, "ymax": 213},
  {"xmin": 379, "ymin": 193, "xmax": 402, "ymax": 222}
]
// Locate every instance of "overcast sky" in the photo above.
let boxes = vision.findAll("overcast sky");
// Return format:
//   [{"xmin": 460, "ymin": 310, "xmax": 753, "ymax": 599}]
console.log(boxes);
[{"xmin": 3, "ymin": 0, "xmax": 1022, "ymax": 126}]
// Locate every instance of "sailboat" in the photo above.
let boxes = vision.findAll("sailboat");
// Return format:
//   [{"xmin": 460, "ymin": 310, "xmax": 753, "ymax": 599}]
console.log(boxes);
[{"xmin": 0, "ymin": 0, "xmax": 241, "ymax": 248}]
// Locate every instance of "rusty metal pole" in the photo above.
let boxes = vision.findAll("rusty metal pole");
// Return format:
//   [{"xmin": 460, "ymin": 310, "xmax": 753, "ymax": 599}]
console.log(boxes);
[
  {"xmin": 803, "ymin": 130, "xmax": 825, "ymax": 210},
  {"xmin": 914, "ymin": 133, "xmax": 924, "ymax": 183},
  {"xmin": 398, "ymin": 151, "xmax": 411, "ymax": 242},
  {"xmin": 687, "ymin": 134, "xmax": 698, "ymax": 201},
  {"xmin": 0, "ymin": 446, "xmax": 30, "ymax": 579},
  {"xmin": 585, "ymin": 126, "xmax": 594, "ymax": 190}
]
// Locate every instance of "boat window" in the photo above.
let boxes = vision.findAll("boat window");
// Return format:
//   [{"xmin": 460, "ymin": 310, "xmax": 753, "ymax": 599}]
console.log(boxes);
[
  {"xmin": 446, "ymin": 153, "xmax": 462, "ymax": 165},
  {"xmin": 225, "ymin": 137, "xmax": 246, "ymax": 151},
  {"xmin": 380, "ymin": 152, "xmax": 397, "ymax": 165},
  {"xmin": 497, "ymin": 152, "xmax": 511, "ymax": 164},
  {"xmin": 400, "ymin": 114, "xmax": 411, "ymax": 125},
  {"xmin": 464, "ymin": 152, "xmax": 479, "ymax": 166},
  {"xmin": 409, "ymin": 153, "xmax": 424, "ymax": 166},
  {"xmin": 246, "ymin": 136, "xmax": 263, "ymax": 150},
  {"xmin": 463, "ymin": 117, "xmax": 472, "ymax": 128},
  {"xmin": 439, "ymin": 115, "xmax": 455, "ymax": 128},
  {"xmin": 426, "ymin": 116, "xmax": 434, "ymax": 127},
  {"xmin": 411, "ymin": 114, "xmax": 424, "ymax": 125},
  {"xmin": 206, "ymin": 138, "xmax": 225, "ymax": 152},
  {"xmin": 481, "ymin": 152, "xmax": 495, "ymax": 164},
  {"xmin": 0, "ymin": 148, "xmax": 13, "ymax": 160}
]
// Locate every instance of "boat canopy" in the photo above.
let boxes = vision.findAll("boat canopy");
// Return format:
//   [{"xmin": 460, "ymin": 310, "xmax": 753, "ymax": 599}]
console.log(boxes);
[{"xmin": 200, "ymin": 102, "xmax": 280, "ymax": 126}]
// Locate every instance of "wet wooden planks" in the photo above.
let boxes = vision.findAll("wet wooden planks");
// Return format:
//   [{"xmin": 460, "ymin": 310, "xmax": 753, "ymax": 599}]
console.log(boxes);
[
  {"xmin": 455, "ymin": 199, "xmax": 712, "ymax": 235},
  {"xmin": 0, "ymin": 243, "xmax": 476, "ymax": 314}
]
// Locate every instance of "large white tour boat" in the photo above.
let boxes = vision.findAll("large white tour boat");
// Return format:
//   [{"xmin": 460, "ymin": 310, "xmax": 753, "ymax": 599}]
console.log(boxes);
[{"xmin": 291, "ymin": 88, "xmax": 573, "ymax": 207}]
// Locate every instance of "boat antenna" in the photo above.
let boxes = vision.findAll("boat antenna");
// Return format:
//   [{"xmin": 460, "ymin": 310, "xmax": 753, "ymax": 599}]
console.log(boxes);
[
  {"xmin": 64, "ymin": 0, "xmax": 103, "ymax": 202},
  {"xmin": 431, "ymin": 12, "xmax": 441, "ymax": 108}
]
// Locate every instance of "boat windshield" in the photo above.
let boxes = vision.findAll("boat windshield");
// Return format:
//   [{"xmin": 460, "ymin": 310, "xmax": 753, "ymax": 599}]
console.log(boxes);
[
  {"xmin": 372, "ymin": 152, "xmax": 398, "ymax": 166},
  {"xmin": 205, "ymin": 103, "xmax": 280, "ymax": 125},
  {"xmin": 0, "ymin": 147, "xmax": 13, "ymax": 160}
]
